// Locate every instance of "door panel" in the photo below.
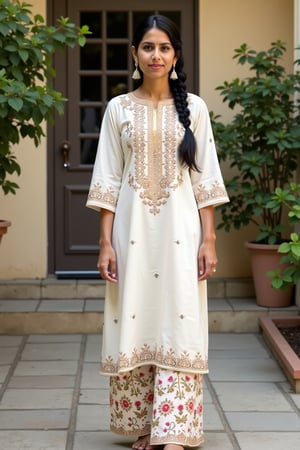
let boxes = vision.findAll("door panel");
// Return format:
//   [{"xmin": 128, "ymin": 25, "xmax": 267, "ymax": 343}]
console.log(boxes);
[{"xmin": 49, "ymin": 0, "xmax": 197, "ymax": 277}]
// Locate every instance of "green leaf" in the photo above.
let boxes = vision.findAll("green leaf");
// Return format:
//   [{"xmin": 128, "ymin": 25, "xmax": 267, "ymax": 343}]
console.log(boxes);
[
  {"xmin": 9, "ymin": 52, "xmax": 20, "ymax": 66},
  {"xmin": 8, "ymin": 97, "xmax": 23, "ymax": 112},
  {"xmin": 11, "ymin": 66, "xmax": 23, "ymax": 81},
  {"xmin": 2, "ymin": 180, "xmax": 20, "ymax": 195},
  {"xmin": 291, "ymin": 245, "xmax": 300, "ymax": 258},
  {"xmin": 278, "ymin": 242, "xmax": 290, "ymax": 253},
  {"xmin": 271, "ymin": 279, "xmax": 284, "ymax": 289},
  {"xmin": 32, "ymin": 108, "xmax": 43, "ymax": 124},
  {"xmin": 80, "ymin": 25, "xmax": 91, "ymax": 34},
  {"xmin": 0, "ymin": 23, "xmax": 10, "ymax": 36},
  {"xmin": 34, "ymin": 14, "xmax": 44, "ymax": 23},
  {"xmin": 290, "ymin": 232, "xmax": 299, "ymax": 242},
  {"xmin": 18, "ymin": 49, "xmax": 29, "ymax": 63},
  {"xmin": 42, "ymin": 94, "xmax": 53, "ymax": 107},
  {"xmin": 53, "ymin": 32, "xmax": 66, "ymax": 43},
  {"xmin": 78, "ymin": 36, "xmax": 86, "ymax": 47},
  {"xmin": 4, "ymin": 44, "xmax": 17, "ymax": 52}
]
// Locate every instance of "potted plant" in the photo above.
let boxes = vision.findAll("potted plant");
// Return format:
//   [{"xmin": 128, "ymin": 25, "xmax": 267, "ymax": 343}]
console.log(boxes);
[
  {"xmin": 212, "ymin": 40, "xmax": 300, "ymax": 307},
  {"xmin": 0, "ymin": 0, "xmax": 90, "ymax": 241}
]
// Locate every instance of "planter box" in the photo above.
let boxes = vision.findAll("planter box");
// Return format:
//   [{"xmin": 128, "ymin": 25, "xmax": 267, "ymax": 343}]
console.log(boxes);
[{"xmin": 259, "ymin": 316, "xmax": 300, "ymax": 393}]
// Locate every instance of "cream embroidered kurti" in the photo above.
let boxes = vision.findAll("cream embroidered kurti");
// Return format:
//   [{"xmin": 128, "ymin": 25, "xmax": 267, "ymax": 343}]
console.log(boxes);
[{"xmin": 86, "ymin": 92, "xmax": 229, "ymax": 376}]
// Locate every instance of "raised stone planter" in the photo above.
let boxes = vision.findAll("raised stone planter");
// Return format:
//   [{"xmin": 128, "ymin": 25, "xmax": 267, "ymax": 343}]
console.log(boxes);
[{"xmin": 259, "ymin": 316, "xmax": 300, "ymax": 393}]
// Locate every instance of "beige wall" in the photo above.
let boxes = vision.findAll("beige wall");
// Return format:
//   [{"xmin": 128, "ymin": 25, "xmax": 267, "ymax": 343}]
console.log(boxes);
[
  {"xmin": 0, "ymin": 0, "xmax": 47, "ymax": 278},
  {"xmin": 0, "ymin": 0, "xmax": 295, "ymax": 280},
  {"xmin": 200, "ymin": 0, "xmax": 294, "ymax": 277}
]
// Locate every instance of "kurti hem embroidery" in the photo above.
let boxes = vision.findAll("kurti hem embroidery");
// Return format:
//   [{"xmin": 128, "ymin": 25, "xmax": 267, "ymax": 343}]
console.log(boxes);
[
  {"xmin": 100, "ymin": 344, "xmax": 208, "ymax": 375},
  {"xmin": 100, "ymin": 362, "xmax": 209, "ymax": 376}
]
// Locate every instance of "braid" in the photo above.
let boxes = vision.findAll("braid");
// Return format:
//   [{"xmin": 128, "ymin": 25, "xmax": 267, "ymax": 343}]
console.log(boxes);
[{"xmin": 170, "ymin": 69, "xmax": 199, "ymax": 172}]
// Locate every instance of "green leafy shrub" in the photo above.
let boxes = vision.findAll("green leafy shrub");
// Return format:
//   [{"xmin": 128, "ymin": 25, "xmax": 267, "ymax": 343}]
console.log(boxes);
[
  {"xmin": 0, "ymin": 0, "xmax": 90, "ymax": 194},
  {"xmin": 212, "ymin": 41, "xmax": 300, "ymax": 244},
  {"xmin": 266, "ymin": 183, "xmax": 300, "ymax": 290}
]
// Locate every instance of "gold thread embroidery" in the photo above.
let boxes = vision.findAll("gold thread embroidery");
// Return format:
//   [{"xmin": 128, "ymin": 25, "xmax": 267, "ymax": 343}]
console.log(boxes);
[
  {"xmin": 195, "ymin": 181, "xmax": 228, "ymax": 204},
  {"xmin": 120, "ymin": 95, "xmax": 133, "ymax": 110},
  {"xmin": 88, "ymin": 182, "xmax": 117, "ymax": 207},
  {"xmin": 100, "ymin": 344, "xmax": 208, "ymax": 374},
  {"xmin": 151, "ymin": 432, "xmax": 204, "ymax": 447},
  {"xmin": 111, "ymin": 424, "xmax": 152, "ymax": 437},
  {"xmin": 125, "ymin": 99, "xmax": 183, "ymax": 215}
]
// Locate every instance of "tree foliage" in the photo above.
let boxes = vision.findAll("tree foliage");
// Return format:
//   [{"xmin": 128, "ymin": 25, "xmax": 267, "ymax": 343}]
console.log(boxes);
[{"xmin": 0, "ymin": 0, "xmax": 90, "ymax": 194}]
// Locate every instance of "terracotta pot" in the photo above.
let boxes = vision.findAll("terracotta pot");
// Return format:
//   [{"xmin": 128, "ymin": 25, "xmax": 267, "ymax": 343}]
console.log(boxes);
[
  {"xmin": 0, "ymin": 220, "xmax": 12, "ymax": 244},
  {"xmin": 245, "ymin": 241, "xmax": 292, "ymax": 307}
]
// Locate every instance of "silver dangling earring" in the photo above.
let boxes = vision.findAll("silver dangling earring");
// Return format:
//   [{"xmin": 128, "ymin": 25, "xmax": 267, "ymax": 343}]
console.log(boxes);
[
  {"xmin": 170, "ymin": 63, "xmax": 178, "ymax": 80},
  {"xmin": 132, "ymin": 61, "xmax": 141, "ymax": 80}
]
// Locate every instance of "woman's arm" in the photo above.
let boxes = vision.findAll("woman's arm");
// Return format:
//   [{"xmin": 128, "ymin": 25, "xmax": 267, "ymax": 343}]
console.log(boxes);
[
  {"xmin": 198, "ymin": 205, "xmax": 218, "ymax": 281},
  {"xmin": 97, "ymin": 208, "xmax": 118, "ymax": 283}
]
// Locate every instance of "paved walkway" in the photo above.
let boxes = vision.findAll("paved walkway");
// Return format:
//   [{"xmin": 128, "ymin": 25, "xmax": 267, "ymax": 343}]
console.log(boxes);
[{"xmin": 0, "ymin": 333, "xmax": 299, "ymax": 450}]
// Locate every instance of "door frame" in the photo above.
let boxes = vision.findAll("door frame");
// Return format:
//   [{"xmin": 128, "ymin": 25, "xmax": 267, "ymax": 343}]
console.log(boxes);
[
  {"xmin": 47, "ymin": 0, "xmax": 199, "ymax": 275},
  {"xmin": 47, "ymin": 0, "xmax": 68, "ymax": 274}
]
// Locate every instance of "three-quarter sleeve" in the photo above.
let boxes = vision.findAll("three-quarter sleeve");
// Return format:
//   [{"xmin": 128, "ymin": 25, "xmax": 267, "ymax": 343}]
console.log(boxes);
[
  {"xmin": 86, "ymin": 99, "xmax": 124, "ymax": 212},
  {"xmin": 189, "ymin": 94, "xmax": 229, "ymax": 209}
]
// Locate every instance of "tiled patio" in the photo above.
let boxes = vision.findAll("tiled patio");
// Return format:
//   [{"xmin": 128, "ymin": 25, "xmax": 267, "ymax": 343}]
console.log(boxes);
[{"xmin": 0, "ymin": 333, "xmax": 299, "ymax": 450}]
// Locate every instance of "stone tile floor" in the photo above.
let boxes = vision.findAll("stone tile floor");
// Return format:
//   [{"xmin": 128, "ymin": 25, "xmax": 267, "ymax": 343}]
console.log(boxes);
[{"xmin": 0, "ymin": 333, "xmax": 299, "ymax": 450}]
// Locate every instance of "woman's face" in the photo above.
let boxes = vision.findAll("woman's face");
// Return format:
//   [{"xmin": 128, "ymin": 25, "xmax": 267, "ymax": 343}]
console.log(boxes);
[{"xmin": 132, "ymin": 27, "xmax": 176, "ymax": 81}]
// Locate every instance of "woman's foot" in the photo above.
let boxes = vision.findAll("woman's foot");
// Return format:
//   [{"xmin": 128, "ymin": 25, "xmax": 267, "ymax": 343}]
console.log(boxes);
[{"xmin": 132, "ymin": 435, "xmax": 153, "ymax": 450}]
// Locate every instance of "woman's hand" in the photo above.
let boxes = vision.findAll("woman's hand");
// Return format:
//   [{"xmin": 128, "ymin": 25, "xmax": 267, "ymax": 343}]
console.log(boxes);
[
  {"xmin": 198, "ymin": 205, "xmax": 218, "ymax": 280},
  {"xmin": 198, "ymin": 239, "xmax": 218, "ymax": 280},
  {"xmin": 97, "ymin": 209, "xmax": 117, "ymax": 283},
  {"xmin": 97, "ymin": 242, "xmax": 118, "ymax": 283}
]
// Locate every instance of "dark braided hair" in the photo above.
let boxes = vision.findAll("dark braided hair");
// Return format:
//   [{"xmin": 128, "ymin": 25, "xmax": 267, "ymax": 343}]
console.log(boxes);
[{"xmin": 132, "ymin": 15, "xmax": 199, "ymax": 172}]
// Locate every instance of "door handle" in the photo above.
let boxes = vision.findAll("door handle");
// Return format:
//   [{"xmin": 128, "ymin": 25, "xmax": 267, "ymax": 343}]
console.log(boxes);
[{"xmin": 61, "ymin": 141, "xmax": 70, "ymax": 168}]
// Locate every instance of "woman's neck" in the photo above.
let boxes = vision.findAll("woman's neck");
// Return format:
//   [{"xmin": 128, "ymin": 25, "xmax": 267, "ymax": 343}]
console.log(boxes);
[{"xmin": 135, "ymin": 79, "xmax": 172, "ymax": 102}]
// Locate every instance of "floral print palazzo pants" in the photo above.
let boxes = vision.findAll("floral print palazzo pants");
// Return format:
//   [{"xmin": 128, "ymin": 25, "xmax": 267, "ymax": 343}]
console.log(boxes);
[{"xmin": 110, "ymin": 365, "xmax": 204, "ymax": 447}]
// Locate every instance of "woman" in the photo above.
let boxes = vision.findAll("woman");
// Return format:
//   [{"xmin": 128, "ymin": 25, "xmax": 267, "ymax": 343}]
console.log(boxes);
[{"xmin": 86, "ymin": 14, "xmax": 229, "ymax": 450}]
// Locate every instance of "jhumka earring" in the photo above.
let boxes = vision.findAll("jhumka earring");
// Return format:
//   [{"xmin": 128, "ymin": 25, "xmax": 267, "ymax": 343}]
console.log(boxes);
[
  {"xmin": 170, "ymin": 63, "xmax": 178, "ymax": 80},
  {"xmin": 132, "ymin": 62, "xmax": 141, "ymax": 80}
]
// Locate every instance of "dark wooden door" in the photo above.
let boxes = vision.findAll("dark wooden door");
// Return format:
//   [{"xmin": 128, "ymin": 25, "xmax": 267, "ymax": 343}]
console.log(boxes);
[{"xmin": 48, "ymin": 0, "xmax": 198, "ymax": 278}]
